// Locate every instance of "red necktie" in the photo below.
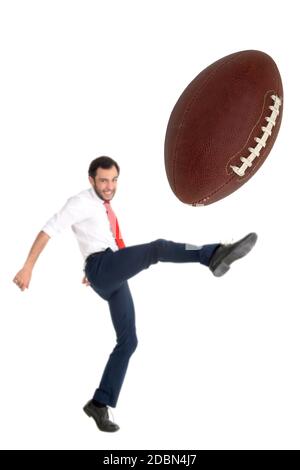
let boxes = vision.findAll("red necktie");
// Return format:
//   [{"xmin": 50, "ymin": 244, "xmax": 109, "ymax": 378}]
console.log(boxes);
[{"xmin": 103, "ymin": 200, "xmax": 126, "ymax": 249}]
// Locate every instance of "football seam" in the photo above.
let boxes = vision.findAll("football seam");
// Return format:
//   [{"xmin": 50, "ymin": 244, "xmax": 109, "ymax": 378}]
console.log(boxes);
[
  {"xmin": 226, "ymin": 90, "xmax": 281, "ymax": 176},
  {"xmin": 190, "ymin": 99, "xmax": 283, "ymax": 206},
  {"xmin": 229, "ymin": 94, "xmax": 281, "ymax": 176}
]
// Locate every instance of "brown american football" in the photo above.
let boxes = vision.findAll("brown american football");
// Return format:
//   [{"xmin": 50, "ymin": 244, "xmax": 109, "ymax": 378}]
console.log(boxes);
[{"xmin": 164, "ymin": 50, "xmax": 283, "ymax": 206}]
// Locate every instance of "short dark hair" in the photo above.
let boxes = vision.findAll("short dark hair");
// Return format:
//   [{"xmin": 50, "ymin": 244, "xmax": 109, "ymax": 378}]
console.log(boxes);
[{"xmin": 88, "ymin": 156, "xmax": 120, "ymax": 179}]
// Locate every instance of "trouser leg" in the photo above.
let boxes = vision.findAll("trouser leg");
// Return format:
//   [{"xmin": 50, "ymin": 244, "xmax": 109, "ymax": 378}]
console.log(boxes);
[
  {"xmin": 85, "ymin": 239, "xmax": 219, "ymax": 407},
  {"xmin": 86, "ymin": 239, "xmax": 219, "ymax": 299},
  {"xmin": 92, "ymin": 281, "xmax": 137, "ymax": 408}
]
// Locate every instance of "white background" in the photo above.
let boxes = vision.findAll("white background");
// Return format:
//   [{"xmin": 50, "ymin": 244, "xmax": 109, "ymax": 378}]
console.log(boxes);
[{"xmin": 1, "ymin": 0, "xmax": 299, "ymax": 450}]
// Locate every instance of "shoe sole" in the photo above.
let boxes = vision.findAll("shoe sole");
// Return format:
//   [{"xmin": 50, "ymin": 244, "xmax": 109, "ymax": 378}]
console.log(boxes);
[
  {"xmin": 83, "ymin": 405, "xmax": 120, "ymax": 432},
  {"xmin": 213, "ymin": 232, "xmax": 258, "ymax": 277}
]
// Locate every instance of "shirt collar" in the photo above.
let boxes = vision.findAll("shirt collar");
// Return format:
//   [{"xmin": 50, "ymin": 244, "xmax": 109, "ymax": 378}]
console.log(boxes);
[{"xmin": 89, "ymin": 186, "xmax": 105, "ymax": 203}]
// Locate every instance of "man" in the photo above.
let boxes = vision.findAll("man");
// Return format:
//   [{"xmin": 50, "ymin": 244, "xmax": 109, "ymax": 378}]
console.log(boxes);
[{"xmin": 13, "ymin": 155, "xmax": 257, "ymax": 433}]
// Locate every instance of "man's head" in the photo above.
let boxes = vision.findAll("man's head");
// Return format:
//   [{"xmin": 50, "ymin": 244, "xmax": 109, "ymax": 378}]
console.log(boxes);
[{"xmin": 88, "ymin": 156, "xmax": 120, "ymax": 202}]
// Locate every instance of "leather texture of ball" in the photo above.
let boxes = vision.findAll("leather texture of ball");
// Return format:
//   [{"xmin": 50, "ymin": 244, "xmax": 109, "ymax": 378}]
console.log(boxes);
[{"xmin": 164, "ymin": 50, "xmax": 283, "ymax": 206}]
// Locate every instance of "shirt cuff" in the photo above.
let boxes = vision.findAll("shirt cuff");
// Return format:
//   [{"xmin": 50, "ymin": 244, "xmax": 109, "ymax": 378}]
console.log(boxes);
[{"xmin": 41, "ymin": 226, "xmax": 56, "ymax": 238}]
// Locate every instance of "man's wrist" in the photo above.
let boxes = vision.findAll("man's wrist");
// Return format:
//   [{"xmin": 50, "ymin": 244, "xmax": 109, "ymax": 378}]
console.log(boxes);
[{"xmin": 23, "ymin": 262, "xmax": 33, "ymax": 271}]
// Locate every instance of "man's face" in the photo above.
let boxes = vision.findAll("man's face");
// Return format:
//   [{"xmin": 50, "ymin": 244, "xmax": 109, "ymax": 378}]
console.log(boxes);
[{"xmin": 89, "ymin": 166, "xmax": 119, "ymax": 202}]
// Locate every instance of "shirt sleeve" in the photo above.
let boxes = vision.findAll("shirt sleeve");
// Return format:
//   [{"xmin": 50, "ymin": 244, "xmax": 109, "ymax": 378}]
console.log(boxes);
[{"xmin": 41, "ymin": 196, "xmax": 86, "ymax": 238}]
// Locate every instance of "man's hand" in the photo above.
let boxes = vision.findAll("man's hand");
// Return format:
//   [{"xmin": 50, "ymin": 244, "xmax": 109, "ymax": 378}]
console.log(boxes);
[
  {"xmin": 82, "ymin": 275, "xmax": 90, "ymax": 287},
  {"xmin": 12, "ymin": 231, "xmax": 50, "ymax": 292},
  {"xmin": 13, "ymin": 267, "xmax": 32, "ymax": 291}
]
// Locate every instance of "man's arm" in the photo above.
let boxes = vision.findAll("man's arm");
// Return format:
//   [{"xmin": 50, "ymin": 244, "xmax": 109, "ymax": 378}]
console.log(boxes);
[
  {"xmin": 13, "ymin": 231, "xmax": 50, "ymax": 291},
  {"xmin": 13, "ymin": 195, "xmax": 90, "ymax": 291}
]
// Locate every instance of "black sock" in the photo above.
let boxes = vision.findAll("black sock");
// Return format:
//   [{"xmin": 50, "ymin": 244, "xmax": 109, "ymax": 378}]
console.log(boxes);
[{"xmin": 92, "ymin": 399, "xmax": 106, "ymax": 408}]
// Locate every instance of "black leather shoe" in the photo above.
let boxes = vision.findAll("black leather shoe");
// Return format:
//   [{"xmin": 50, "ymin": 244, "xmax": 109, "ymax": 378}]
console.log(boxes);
[
  {"xmin": 83, "ymin": 400, "xmax": 120, "ymax": 432},
  {"xmin": 209, "ymin": 232, "xmax": 258, "ymax": 277}
]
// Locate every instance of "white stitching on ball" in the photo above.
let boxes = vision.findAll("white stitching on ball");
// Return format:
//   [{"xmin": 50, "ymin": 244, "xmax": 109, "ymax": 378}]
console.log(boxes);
[{"xmin": 230, "ymin": 94, "xmax": 282, "ymax": 177}]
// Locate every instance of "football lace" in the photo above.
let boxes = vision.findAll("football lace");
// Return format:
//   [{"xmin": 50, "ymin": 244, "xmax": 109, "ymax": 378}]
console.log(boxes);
[{"xmin": 230, "ymin": 94, "xmax": 282, "ymax": 177}]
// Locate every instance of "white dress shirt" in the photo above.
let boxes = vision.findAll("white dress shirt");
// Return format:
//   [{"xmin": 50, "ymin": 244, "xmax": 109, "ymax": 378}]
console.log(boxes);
[{"xmin": 41, "ymin": 186, "xmax": 119, "ymax": 262}]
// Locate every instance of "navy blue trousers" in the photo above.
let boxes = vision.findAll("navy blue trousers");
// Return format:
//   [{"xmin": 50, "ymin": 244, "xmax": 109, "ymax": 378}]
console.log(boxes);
[{"xmin": 84, "ymin": 239, "xmax": 219, "ymax": 407}]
